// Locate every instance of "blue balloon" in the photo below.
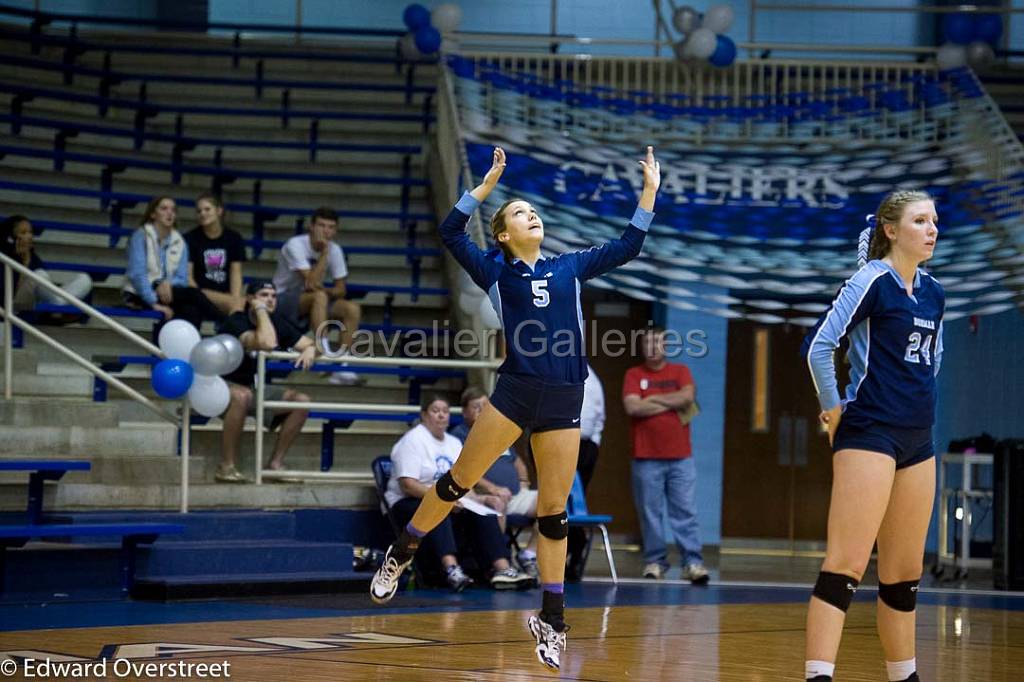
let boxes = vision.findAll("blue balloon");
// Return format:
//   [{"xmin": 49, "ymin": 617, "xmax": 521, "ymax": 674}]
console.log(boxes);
[
  {"xmin": 709, "ymin": 35, "xmax": 737, "ymax": 67},
  {"xmin": 943, "ymin": 13, "xmax": 975, "ymax": 45},
  {"xmin": 414, "ymin": 25, "xmax": 442, "ymax": 54},
  {"xmin": 152, "ymin": 359, "xmax": 194, "ymax": 399},
  {"xmin": 974, "ymin": 14, "xmax": 1003, "ymax": 45},
  {"xmin": 402, "ymin": 4, "xmax": 431, "ymax": 30}
]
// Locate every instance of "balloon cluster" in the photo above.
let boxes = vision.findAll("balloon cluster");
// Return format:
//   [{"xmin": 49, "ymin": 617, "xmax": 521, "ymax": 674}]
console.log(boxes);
[
  {"xmin": 672, "ymin": 4, "xmax": 736, "ymax": 68},
  {"xmin": 150, "ymin": 320, "xmax": 245, "ymax": 418},
  {"xmin": 398, "ymin": 3, "xmax": 463, "ymax": 61},
  {"xmin": 936, "ymin": 12, "xmax": 1003, "ymax": 71}
]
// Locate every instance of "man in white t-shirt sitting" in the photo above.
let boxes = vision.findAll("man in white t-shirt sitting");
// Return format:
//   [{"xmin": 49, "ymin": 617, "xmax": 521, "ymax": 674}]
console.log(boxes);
[
  {"xmin": 272, "ymin": 207, "xmax": 360, "ymax": 385},
  {"xmin": 385, "ymin": 395, "xmax": 534, "ymax": 592}
]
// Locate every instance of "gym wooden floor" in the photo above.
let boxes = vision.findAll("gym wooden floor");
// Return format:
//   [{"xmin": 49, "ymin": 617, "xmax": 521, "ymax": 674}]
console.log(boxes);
[{"xmin": 3, "ymin": 580, "xmax": 1022, "ymax": 681}]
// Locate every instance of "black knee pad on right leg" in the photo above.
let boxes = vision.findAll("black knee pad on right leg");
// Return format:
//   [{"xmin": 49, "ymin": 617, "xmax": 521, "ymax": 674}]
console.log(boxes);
[
  {"xmin": 435, "ymin": 471, "xmax": 469, "ymax": 502},
  {"xmin": 878, "ymin": 579, "xmax": 919, "ymax": 612},
  {"xmin": 812, "ymin": 571, "xmax": 859, "ymax": 612},
  {"xmin": 537, "ymin": 511, "xmax": 569, "ymax": 540}
]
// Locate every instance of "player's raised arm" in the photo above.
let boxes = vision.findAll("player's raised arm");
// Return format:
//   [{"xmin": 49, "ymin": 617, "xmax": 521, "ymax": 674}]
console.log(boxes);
[{"xmin": 440, "ymin": 147, "xmax": 507, "ymax": 290}]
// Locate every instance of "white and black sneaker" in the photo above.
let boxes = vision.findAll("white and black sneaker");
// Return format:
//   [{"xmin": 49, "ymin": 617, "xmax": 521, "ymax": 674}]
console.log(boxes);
[
  {"xmin": 369, "ymin": 545, "xmax": 412, "ymax": 604},
  {"xmin": 491, "ymin": 566, "xmax": 534, "ymax": 590},
  {"xmin": 446, "ymin": 564, "xmax": 473, "ymax": 592},
  {"xmin": 528, "ymin": 615, "xmax": 568, "ymax": 670}
]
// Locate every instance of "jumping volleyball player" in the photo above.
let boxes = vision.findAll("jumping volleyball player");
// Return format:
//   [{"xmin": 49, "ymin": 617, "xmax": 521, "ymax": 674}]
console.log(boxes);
[
  {"xmin": 801, "ymin": 191, "xmax": 944, "ymax": 682},
  {"xmin": 371, "ymin": 145, "xmax": 660, "ymax": 669}
]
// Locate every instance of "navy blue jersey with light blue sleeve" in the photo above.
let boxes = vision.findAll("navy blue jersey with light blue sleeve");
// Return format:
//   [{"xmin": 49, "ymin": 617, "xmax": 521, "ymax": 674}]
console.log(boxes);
[
  {"xmin": 440, "ymin": 192, "xmax": 652, "ymax": 384},
  {"xmin": 801, "ymin": 260, "xmax": 945, "ymax": 429}
]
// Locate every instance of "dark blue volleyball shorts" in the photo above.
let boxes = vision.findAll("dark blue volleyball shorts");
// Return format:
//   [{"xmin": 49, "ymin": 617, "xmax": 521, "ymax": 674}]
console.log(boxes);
[
  {"xmin": 832, "ymin": 413, "xmax": 934, "ymax": 469},
  {"xmin": 488, "ymin": 372, "xmax": 585, "ymax": 433}
]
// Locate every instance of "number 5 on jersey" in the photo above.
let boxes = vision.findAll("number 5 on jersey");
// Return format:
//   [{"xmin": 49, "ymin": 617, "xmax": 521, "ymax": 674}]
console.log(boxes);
[{"xmin": 531, "ymin": 280, "xmax": 550, "ymax": 308}]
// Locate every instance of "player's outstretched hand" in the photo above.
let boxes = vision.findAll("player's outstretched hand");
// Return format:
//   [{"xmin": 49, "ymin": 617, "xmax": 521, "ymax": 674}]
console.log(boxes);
[
  {"xmin": 471, "ymin": 147, "xmax": 507, "ymax": 203},
  {"xmin": 483, "ymin": 147, "xmax": 506, "ymax": 188},
  {"xmin": 639, "ymin": 145, "xmax": 660, "ymax": 193}
]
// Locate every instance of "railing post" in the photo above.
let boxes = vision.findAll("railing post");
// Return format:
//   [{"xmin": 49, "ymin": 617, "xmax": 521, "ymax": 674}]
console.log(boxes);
[
  {"xmin": 281, "ymin": 89, "xmax": 291, "ymax": 128},
  {"xmin": 4, "ymin": 263, "xmax": 12, "ymax": 399},
  {"xmin": 180, "ymin": 397, "xmax": 191, "ymax": 513},
  {"xmin": 255, "ymin": 352, "xmax": 266, "ymax": 484}
]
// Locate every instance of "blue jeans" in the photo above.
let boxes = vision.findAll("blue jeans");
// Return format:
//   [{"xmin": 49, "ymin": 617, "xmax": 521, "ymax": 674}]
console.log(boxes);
[{"xmin": 632, "ymin": 457, "xmax": 703, "ymax": 568}]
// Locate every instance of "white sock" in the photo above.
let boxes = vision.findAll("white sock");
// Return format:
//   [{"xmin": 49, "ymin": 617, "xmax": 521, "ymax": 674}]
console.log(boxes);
[
  {"xmin": 518, "ymin": 549, "xmax": 536, "ymax": 561},
  {"xmin": 805, "ymin": 660, "xmax": 835, "ymax": 679},
  {"xmin": 886, "ymin": 658, "xmax": 916, "ymax": 681}
]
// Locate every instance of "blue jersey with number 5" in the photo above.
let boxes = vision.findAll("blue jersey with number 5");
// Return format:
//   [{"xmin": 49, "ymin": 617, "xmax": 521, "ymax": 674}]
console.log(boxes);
[
  {"xmin": 801, "ymin": 259, "xmax": 945, "ymax": 428},
  {"xmin": 441, "ymin": 192, "xmax": 652, "ymax": 384}
]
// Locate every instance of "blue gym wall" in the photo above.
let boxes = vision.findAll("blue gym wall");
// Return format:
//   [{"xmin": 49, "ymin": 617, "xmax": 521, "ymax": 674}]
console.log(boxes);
[
  {"xmin": 13, "ymin": 1, "xmax": 1024, "ymax": 53},
  {"xmin": 929, "ymin": 308, "xmax": 1024, "ymax": 553},
  {"xmin": 657, "ymin": 284, "xmax": 729, "ymax": 546},
  {"xmin": 7, "ymin": 0, "xmax": 158, "ymax": 19}
]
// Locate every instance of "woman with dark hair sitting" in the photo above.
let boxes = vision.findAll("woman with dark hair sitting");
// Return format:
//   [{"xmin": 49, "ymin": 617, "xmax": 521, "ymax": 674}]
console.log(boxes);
[{"xmin": 1, "ymin": 214, "xmax": 92, "ymax": 312}]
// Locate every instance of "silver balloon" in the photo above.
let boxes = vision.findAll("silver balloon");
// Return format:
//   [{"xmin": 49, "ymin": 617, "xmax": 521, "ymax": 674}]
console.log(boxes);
[
  {"xmin": 212, "ymin": 333, "xmax": 244, "ymax": 375},
  {"xmin": 936, "ymin": 42, "xmax": 967, "ymax": 70},
  {"xmin": 702, "ymin": 4, "xmax": 735, "ymax": 33},
  {"xmin": 672, "ymin": 5, "xmax": 701, "ymax": 34},
  {"xmin": 190, "ymin": 337, "xmax": 231, "ymax": 377},
  {"xmin": 966, "ymin": 41, "xmax": 994, "ymax": 69},
  {"xmin": 686, "ymin": 27, "xmax": 717, "ymax": 59}
]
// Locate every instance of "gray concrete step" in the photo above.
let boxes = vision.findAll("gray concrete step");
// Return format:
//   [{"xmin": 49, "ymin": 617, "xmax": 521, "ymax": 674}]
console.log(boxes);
[
  {"xmin": 0, "ymin": 396, "xmax": 119, "ymax": 428},
  {"xmin": 47, "ymin": 480, "xmax": 377, "ymax": 511},
  {"xmin": 0, "ymin": 420, "xmax": 178, "ymax": 457}
]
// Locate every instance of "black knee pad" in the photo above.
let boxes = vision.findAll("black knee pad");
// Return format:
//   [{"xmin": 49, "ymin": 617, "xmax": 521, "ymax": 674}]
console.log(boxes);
[
  {"xmin": 537, "ymin": 511, "xmax": 569, "ymax": 540},
  {"xmin": 878, "ymin": 579, "xmax": 919, "ymax": 612},
  {"xmin": 435, "ymin": 471, "xmax": 469, "ymax": 502},
  {"xmin": 812, "ymin": 571, "xmax": 859, "ymax": 612}
]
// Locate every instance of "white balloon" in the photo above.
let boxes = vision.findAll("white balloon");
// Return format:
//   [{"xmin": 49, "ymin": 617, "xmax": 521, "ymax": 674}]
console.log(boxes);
[
  {"xmin": 158, "ymin": 320, "xmax": 201, "ymax": 361},
  {"xmin": 477, "ymin": 295, "xmax": 502, "ymax": 330},
  {"xmin": 672, "ymin": 5, "xmax": 701, "ymax": 34},
  {"xmin": 459, "ymin": 289, "xmax": 484, "ymax": 316},
  {"xmin": 431, "ymin": 3, "xmax": 463, "ymax": 33},
  {"xmin": 936, "ymin": 42, "xmax": 967, "ymax": 70},
  {"xmin": 398, "ymin": 33, "xmax": 422, "ymax": 60},
  {"xmin": 685, "ymin": 27, "xmax": 717, "ymax": 59},
  {"xmin": 188, "ymin": 374, "xmax": 230, "ymax": 418},
  {"xmin": 702, "ymin": 4, "xmax": 735, "ymax": 33}
]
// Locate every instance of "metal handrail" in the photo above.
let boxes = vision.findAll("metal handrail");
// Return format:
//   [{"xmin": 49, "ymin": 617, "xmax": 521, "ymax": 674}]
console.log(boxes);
[{"xmin": 1, "ymin": 251, "xmax": 194, "ymax": 512}]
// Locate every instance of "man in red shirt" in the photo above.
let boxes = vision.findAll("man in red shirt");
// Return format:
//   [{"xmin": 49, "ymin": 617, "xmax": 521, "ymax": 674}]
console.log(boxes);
[{"xmin": 622, "ymin": 327, "xmax": 709, "ymax": 583}]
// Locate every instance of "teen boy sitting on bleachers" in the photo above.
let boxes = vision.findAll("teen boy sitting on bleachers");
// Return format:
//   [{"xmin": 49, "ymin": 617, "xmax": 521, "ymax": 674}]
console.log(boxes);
[
  {"xmin": 272, "ymin": 207, "xmax": 360, "ymax": 385},
  {"xmin": 215, "ymin": 281, "xmax": 315, "ymax": 483}
]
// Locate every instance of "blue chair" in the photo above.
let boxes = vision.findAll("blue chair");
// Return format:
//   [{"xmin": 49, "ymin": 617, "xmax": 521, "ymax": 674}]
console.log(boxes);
[
  {"xmin": 567, "ymin": 472, "xmax": 618, "ymax": 583},
  {"xmin": 371, "ymin": 455, "xmax": 401, "ymax": 538}
]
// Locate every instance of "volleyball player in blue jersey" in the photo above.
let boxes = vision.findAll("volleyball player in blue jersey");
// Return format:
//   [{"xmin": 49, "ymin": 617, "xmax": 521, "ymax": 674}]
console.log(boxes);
[
  {"xmin": 801, "ymin": 191, "xmax": 944, "ymax": 682},
  {"xmin": 371, "ymin": 146, "xmax": 660, "ymax": 669}
]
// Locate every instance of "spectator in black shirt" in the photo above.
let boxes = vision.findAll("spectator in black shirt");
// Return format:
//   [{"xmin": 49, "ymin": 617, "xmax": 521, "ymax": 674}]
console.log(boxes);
[
  {"xmin": 215, "ymin": 280, "xmax": 316, "ymax": 483},
  {"xmin": 185, "ymin": 193, "xmax": 246, "ymax": 316}
]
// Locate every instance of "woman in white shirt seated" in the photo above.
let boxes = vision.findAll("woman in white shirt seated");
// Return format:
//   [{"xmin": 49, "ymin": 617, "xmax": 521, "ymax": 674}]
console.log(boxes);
[{"xmin": 385, "ymin": 395, "xmax": 534, "ymax": 592}]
